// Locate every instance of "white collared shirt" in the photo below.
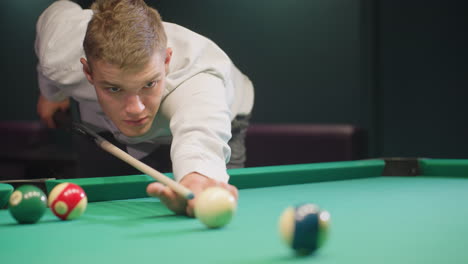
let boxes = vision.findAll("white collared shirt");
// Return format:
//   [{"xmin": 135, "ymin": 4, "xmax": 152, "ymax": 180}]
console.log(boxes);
[{"xmin": 35, "ymin": 0, "xmax": 254, "ymax": 182}]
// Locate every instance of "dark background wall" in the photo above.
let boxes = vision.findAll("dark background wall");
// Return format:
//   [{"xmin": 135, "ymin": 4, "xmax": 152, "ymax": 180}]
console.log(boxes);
[
  {"xmin": 1, "ymin": 0, "xmax": 467, "ymax": 159},
  {"xmin": 0, "ymin": 0, "xmax": 52, "ymax": 120},
  {"xmin": 377, "ymin": 1, "xmax": 468, "ymax": 158},
  {"xmin": 154, "ymin": 0, "xmax": 372, "ymax": 126}
]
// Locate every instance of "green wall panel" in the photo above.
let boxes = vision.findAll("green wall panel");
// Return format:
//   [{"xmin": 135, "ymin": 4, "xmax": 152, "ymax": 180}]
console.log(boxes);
[
  {"xmin": 0, "ymin": 0, "xmax": 55, "ymax": 120},
  {"xmin": 153, "ymin": 0, "xmax": 372, "ymax": 129}
]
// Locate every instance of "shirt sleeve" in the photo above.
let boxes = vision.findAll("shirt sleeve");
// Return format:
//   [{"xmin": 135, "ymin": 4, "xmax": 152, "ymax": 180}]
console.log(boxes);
[
  {"xmin": 37, "ymin": 66, "xmax": 68, "ymax": 102},
  {"xmin": 161, "ymin": 73, "xmax": 232, "ymax": 183},
  {"xmin": 34, "ymin": 0, "xmax": 93, "ymax": 101}
]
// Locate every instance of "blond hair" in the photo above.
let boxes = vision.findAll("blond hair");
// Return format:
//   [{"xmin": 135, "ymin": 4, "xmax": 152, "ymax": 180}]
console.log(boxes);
[{"xmin": 83, "ymin": 0, "xmax": 167, "ymax": 71}]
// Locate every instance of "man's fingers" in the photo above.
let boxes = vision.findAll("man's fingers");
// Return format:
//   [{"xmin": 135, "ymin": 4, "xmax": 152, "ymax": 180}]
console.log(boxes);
[
  {"xmin": 186, "ymin": 201, "xmax": 195, "ymax": 218},
  {"xmin": 146, "ymin": 182, "xmax": 165, "ymax": 197},
  {"xmin": 59, "ymin": 102, "xmax": 70, "ymax": 111},
  {"xmin": 36, "ymin": 96, "xmax": 70, "ymax": 129},
  {"xmin": 148, "ymin": 174, "xmax": 239, "ymax": 218},
  {"xmin": 37, "ymin": 109, "xmax": 56, "ymax": 128},
  {"xmin": 147, "ymin": 182, "xmax": 179, "ymax": 203},
  {"xmin": 219, "ymin": 182, "xmax": 239, "ymax": 200},
  {"xmin": 147, "ymin": 182, "xmax": 187, "ymax": 215},
  {"xmin": 45, "ymin": 117, "xmax": 56, "ymax": 129},
  {"xmin": 148, "ymin": 183, "xmax": 180, "ymax": 202}
]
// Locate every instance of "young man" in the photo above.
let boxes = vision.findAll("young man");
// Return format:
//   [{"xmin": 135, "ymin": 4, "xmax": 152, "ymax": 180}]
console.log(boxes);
[{"xmin": 35, "ymin": 0, "xmax": 254, "ymax": 216}]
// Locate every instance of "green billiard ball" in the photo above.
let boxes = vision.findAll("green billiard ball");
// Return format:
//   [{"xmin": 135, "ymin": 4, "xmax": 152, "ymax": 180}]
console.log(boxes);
[{"xmin": 8, "ymin": 185, "xmax": 47, "ymax": 224}]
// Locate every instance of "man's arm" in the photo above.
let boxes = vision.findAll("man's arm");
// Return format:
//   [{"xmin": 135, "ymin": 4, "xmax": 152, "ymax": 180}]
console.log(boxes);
[
  {"xmin": 34, "ymin": 0, "xmax": 93, "ymax": 128},
  {"xmin": 147, "ymin": 72, "xmax": 238, "ymax": 216}
]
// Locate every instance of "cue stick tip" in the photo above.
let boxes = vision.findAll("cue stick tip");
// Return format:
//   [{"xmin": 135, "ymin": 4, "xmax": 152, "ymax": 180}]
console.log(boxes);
[{"xmin": 186, "ymin": 192, "xmax": 195, "ymax": 200}]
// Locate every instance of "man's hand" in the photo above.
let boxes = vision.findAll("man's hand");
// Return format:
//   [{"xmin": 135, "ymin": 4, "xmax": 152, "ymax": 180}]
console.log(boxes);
[
  {"xmin": 146, "ymin": 172, "xmax": 238, "ymax": 217},
  {"xmin": 37, "ymin": 95, "xmax": 70, "ymax": 128}
]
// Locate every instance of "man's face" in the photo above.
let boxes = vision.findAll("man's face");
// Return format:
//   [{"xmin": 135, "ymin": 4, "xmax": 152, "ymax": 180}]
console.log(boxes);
[{"xmin": 81, "ymin": 49, "xmax": 172, "ymax": 137}]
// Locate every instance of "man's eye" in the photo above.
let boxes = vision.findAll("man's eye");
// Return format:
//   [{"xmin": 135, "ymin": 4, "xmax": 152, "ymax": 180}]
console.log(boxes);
[
  {"xmin": 144, "ymin": 81, "xmax": 157, "ymax": 88},
  {"xmin": 107, "ymin": 87, "xmax": 121, "ymax": 93}
]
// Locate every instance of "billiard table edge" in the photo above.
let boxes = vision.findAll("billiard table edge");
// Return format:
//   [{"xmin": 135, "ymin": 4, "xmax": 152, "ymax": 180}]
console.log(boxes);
[{"xmin": 42, "ymin": 158, "xmax": 468, "ymax": 203}]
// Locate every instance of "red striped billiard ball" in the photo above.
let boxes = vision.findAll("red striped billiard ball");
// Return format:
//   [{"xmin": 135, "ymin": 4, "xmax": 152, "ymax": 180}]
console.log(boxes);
[{"xmin": 48, "ymin": 183, "xmax": 87, "ymax": 220}]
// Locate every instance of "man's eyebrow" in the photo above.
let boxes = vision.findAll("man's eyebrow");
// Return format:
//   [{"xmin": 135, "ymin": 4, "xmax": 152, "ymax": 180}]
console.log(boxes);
[
  {"xmin": 98, "ymin": 73, "xmax": 162, "ymax": 87},
  {"xmin": 146, "ymin": 73, "xmax": 162, "ymax": 82},
  {"xmin": 100, "ymin": 80, "xmax": 120, "ymax": 87}
]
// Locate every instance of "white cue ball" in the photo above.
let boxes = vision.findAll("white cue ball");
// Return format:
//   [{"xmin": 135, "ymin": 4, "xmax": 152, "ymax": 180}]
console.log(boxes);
[{"xmin": 194, "ymin": 187, "xmax": 237, "ymax": 228}]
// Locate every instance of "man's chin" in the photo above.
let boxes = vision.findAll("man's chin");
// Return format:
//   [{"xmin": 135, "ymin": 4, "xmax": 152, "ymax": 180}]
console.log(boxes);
[{"xmin": 118, "ymin": 125, "xmax": 151, "ymax": 137}]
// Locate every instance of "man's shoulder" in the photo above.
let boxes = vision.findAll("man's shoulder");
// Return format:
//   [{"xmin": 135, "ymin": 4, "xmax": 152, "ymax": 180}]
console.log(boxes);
[
  {"xmin": 162, "ymin": 22, "xmax": 229, "ymax": 61},
  {"xmin": 163, "ymin": 22, "xmax": 207, "ymax": 43},
  {"xmin": 39, "ymin": 0, "xmax": 90, "ymax": 24}
]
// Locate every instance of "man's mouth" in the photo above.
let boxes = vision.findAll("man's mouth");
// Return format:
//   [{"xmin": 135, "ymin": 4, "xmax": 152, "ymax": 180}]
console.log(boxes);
[{"xmin": 123, "ymin": 117, "xmax": 149, "ymax": 126}]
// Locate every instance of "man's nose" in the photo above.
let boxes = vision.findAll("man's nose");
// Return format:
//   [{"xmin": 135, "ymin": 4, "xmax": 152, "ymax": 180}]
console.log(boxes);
[{"xmin": 125, "ymin": 95, "xmax": 145, "ymax": 115}]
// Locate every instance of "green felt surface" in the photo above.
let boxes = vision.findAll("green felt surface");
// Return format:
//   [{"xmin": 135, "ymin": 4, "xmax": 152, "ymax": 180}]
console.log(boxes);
[
  {"xmin": 1, "ymin": 160, "xmax": 468, "ymax": 263},
  {"xmin": 0, "ymin": 183, "xmax": 13, "ymax": 208},
  {"xmin": 1, "ymin": 176, "xmax": 468, "ymax": 264}
]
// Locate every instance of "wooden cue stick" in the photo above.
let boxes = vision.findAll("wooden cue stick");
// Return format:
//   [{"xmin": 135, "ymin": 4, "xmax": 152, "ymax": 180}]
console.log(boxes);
[{"xmin": 73, "ymin": 123, "xmax": 194, "ymax": 200}]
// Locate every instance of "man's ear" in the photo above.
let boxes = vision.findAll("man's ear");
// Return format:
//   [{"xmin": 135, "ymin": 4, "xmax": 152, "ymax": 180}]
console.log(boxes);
[
  {"xmin": 80, "ymin": 58, "xmax": 94, "ymax": 85},
  {"xmin": 164, "ymin": 48, "xmax": 173, "ymax": 74}
]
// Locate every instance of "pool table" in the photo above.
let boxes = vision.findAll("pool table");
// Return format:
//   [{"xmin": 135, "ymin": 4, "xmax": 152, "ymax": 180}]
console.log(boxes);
[{"xmin": 1, "ymin": 158, "xmax": 468, "ymax": 264}]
